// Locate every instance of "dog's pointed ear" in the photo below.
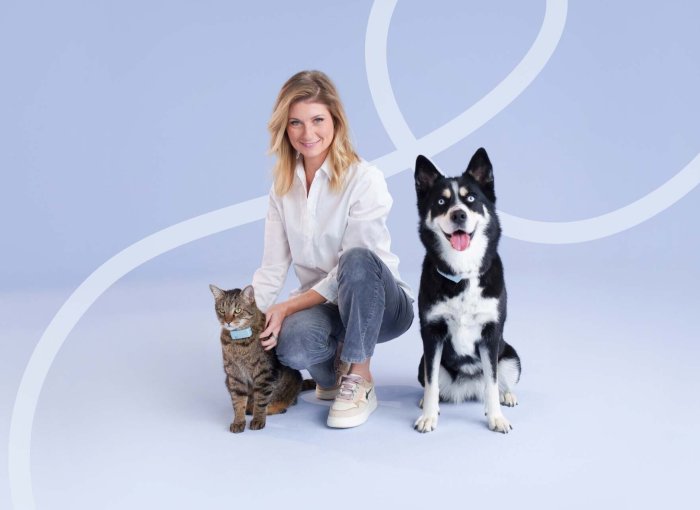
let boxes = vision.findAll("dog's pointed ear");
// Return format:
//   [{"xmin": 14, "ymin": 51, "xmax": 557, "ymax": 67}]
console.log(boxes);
[
  {"xmin": 465, "ymin": 148, "xmax": 493, "ymax": 184},
  {"xmin": 464, "ymin": 148, "xmax": 496, "ymax": 203},
  {"xmin": 415, "ymin": 155, "xmax": 443, "ymax": 195}
]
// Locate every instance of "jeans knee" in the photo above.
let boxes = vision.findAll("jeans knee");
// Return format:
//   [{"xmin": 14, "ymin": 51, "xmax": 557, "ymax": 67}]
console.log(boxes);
[
  {"xmin": 275, "ymin": 340, "xmax": 307, "ymax": 370},
  {"xmin": 276, "ymin": 316, "xmax": 306, "ymax": 369},
  {"xmin": 339, "ymin": 247, "xmax": 379, "ymax": 284},
  {"xmin": 277, "ymin": 314, "xmax": 334, "ymax": 370}
]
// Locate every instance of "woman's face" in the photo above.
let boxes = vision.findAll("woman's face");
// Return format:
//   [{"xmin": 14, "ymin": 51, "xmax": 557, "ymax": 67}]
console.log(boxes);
[{"xmin": 286, "ymin": 100, "xmax": 334, "ymax": 169}]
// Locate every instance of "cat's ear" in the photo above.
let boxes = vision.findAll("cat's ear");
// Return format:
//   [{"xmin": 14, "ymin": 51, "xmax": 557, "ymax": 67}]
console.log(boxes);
[
  {"xmin": 241, "ymin": 285, "xmax": 256, "ymax": 303},
  {"xmin": 209, "ymin": 284, "xmax": 224, "ymax": 300}
]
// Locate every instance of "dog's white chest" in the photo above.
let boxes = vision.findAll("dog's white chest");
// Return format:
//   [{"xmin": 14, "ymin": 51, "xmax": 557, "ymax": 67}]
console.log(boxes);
[{"xmin": 426, "ymin": 281, "xmax": 499, "ymax": 356}]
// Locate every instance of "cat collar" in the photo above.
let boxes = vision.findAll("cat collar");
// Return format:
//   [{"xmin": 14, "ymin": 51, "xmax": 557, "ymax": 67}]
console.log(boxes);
[{"xmin": 230, "ymin": 327, "xmax": 253, "ymax": 340}]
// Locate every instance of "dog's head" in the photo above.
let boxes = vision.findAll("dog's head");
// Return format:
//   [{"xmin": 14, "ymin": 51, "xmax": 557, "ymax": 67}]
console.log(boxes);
[{"xmin": 414, "ymin": 148, "xmax": 500, "ymax": 274}]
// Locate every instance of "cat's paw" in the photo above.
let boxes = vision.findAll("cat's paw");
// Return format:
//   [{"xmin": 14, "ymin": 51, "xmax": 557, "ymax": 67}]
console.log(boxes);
[
  {"xmin": 487, "ymin": 414, "xmax": 512, "ymax": 434},
  {"xmin": 500, "ymin": 391, "xmax": 518, "ymax": 407},
  {"xmin": 414, "ymin": 413, "xmax": 439, "ymax": 433},
  {"xmin": 249, "ymin": 418, "xmax": 266, "ymax": 430},
  {"xmin": 230, "ymin": 421, "xmax": 246, "ymax": 434}
]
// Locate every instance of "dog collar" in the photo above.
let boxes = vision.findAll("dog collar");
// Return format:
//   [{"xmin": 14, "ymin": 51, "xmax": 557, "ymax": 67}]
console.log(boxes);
[
  {"xmin": 229, "ymin": 327, "xmax": 253, "ymax": 340},
  {"xmin": 436, "ymin": 267, "xmax": 469, "ymax": 284}
]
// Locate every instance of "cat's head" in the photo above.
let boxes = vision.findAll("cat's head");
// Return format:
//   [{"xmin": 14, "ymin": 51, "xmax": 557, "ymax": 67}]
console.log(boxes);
[{"xmin": 209, "ymin": 284, "xmax": 260, "ymax": 331}]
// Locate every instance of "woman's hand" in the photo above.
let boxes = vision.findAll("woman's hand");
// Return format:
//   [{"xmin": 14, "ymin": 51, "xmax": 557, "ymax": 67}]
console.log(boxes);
[
  {"xmin": 260, "ymin": 302, "xmax": 289, "ymax": 351},
  {"xmin": 259, "ymin": 291, "xmax": 324, "ymax": 351}
]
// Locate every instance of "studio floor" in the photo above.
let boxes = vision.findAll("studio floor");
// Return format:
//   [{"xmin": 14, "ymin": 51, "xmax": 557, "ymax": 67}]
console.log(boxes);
[{"xmin": 3, "ymin": 247, "xmax": 698, "ymax": 510}]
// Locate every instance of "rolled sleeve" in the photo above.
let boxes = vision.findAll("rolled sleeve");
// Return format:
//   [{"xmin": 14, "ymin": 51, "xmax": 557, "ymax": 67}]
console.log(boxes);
[{"xmin": 311, "ymin": 266, "xmax": 339, "ymax": 303}]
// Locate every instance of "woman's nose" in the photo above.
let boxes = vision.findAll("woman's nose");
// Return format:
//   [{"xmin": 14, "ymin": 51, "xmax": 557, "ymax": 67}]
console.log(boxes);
[{"xmin": 301, "ymin": 124, "xmax": 314, "ymax": 139}]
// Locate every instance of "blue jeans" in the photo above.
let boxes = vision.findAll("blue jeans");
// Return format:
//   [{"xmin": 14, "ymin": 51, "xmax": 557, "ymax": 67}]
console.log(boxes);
[{"xmin": 276, "ymin": 247, "xmax": 414, "ymax": 388}]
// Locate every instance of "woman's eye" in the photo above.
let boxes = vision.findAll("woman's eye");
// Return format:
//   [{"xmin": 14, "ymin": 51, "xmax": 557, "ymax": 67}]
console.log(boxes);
[
  {"xmin": 313, "ymin": 117, "xmax": 324, "ymax": 123},
  {"xmin": 289, "ymin": 120, "xmax": 300, "ymax": 126},
  {"xmin": 438, "ymin": 198, "xmax": 445, "ymax": 205},
  {"xmin": 467, "ymin": 195, "xmax": 475, "ymax": 203}
]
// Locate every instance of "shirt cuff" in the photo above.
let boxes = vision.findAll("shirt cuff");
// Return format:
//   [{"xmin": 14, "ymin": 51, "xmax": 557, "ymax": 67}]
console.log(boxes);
[{"xmin": 311, "ymin": 271, "xmax": 338, "ymax": 304}]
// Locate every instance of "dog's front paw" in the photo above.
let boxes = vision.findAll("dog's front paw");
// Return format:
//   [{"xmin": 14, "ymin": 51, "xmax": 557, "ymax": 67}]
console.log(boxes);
[
  {"xmin": 487, "ymin": 414, "xmax": 512, "ymax": 434},
  {"xmin": 414, "ymin": 413, "xmax": 439, "ymax": 433},
  {"xmin": 230, "ymin": 421, "xmax": 246, "ymax": 433},
  {"xmin": 500, "ymin": 391, "xmax": 518, "ymax": 407}
]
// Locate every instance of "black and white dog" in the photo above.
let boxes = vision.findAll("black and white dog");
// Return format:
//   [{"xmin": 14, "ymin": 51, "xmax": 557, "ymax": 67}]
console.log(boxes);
[{"xmin": 413, "ymin": 148, "xmax": 521, "ymax": 434}]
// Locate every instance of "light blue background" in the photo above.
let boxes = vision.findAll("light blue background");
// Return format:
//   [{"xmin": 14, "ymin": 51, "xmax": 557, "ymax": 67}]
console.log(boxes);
[{"xmin": 2, "ymin": 1, "xmax": 699, "ymax": 509}]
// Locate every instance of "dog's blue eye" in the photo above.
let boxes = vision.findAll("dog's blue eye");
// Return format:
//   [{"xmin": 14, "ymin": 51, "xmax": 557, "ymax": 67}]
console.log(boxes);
[
  {"xmin": 467, "ymin": 195, "xmax": 475, "ymax": 203},
  {"xmin": 438, "ymin": 198, "xmax": 445, "ymax": 205}
]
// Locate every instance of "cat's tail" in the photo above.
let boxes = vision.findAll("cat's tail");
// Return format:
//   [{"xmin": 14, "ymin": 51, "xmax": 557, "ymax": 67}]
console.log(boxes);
[{"xmin": 301, "ymin": 379, "xmax": 316, "ymax": 392}]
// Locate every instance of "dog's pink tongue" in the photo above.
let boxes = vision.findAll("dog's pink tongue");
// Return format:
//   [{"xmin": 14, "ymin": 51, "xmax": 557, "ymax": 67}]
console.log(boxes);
[{"xmin": 450, "ymin": 232, "xmax": 470, "ymax": 251}]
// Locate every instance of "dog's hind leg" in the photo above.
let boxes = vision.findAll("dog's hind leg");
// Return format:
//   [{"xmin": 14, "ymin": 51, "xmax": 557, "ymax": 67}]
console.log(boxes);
[{"xmin": 498, "ymin": 341, "xmax": 521, "ymax": 407}]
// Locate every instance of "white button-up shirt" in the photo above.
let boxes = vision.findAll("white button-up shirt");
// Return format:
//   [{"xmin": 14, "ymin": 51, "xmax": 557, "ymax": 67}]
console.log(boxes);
[{"xmin": 252, "ymin": 157, "xmax": 413, "ymax": 312}]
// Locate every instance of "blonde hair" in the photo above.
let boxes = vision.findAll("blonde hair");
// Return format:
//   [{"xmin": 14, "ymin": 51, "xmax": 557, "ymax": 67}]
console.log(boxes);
[{"xmin": 268, "ymin": 70, "xmax": 360, "ymax": 195}]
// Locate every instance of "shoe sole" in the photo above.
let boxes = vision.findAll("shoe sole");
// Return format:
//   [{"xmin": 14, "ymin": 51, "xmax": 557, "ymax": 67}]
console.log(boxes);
[{"xmin": 326, "ymin": 397, "xmax": 378, "ymax": 428}]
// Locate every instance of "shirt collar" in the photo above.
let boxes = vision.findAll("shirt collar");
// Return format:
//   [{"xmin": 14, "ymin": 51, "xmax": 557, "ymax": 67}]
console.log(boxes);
[
  {"xmin": 295, "ymin": 154, "xmax": 332, "ymax": 181},
  {"xmin": 318, "ymin": 157, "xmax": 332, "ymax": 177}
]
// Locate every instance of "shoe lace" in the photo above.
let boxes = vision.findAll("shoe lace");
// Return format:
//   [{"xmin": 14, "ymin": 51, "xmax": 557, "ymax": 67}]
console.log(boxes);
[{"xmin": 336, "ymin": 374, "xmax": 363, "ymax": 401}]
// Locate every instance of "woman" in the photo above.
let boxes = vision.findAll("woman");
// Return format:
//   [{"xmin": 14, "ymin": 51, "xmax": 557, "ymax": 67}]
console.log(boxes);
[{"xmin": 252, "ymin": 70, "xmax": 413, "ymax": 428}]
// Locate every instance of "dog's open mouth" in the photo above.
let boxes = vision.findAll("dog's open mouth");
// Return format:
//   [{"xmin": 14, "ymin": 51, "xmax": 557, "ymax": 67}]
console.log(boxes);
[{"xmin": 444, "ymin": 230, "xmax": 471, "ymax": 251}]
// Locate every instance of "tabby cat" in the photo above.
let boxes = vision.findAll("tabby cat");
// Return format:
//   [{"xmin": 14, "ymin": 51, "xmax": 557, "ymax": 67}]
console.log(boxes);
[{"xmin": 209, "ymin": 284, "xmax": 310, "ymax": 433}]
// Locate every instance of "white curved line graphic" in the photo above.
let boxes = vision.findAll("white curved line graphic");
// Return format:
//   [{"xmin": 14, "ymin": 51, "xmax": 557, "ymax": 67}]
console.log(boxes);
[
  {"xmin": 499, "ymin": 151, "xmax": 700, "ymax": 243},
  {"xmin": 366, "ymin": 0, "xmax": 568, "ymax": 174},
  {"xmin": 365, "ymin": 0, "xmax": 415, "ymax": 149},
  {"xmin": 365, "ymin": 0, "xmax": 700, "ymax": 243},
  {"xmin": 8, "ymin": 197, "xmax": 267, "ymax": 509}
]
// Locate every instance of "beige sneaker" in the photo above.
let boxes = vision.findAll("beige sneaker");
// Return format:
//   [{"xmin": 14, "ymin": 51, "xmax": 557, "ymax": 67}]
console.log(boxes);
[
  {"xmin": 315, "ymin": 359, "xmax": 351, "ymax": 400},
  {"xmin": 326, "ymin": 374, "xmax": 377, "ymax": 428}
]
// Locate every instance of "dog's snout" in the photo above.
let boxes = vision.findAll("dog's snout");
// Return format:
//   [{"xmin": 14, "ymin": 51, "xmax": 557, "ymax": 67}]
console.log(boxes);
[{"xmin": 450, "ymin": 209, "xmax": 467, "ymax": 224}]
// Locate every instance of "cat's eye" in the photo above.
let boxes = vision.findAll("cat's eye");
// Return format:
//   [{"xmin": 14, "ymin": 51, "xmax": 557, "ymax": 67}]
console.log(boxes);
[
  {"xmin": 234, "ymin": 307, "xmax": 241, "ymax": 314},
  {"xmin": 217, "ymin": 307, "xmax": 224, "ymax": 314}
]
